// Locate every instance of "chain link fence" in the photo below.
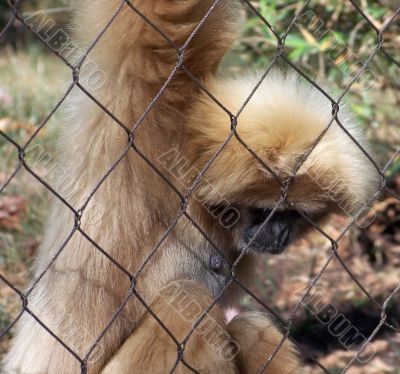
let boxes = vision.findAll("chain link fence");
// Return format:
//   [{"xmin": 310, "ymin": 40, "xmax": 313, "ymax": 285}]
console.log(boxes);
[{"xmin": 0, "ymin": 0, "xmax": 399, "ymax": 373}]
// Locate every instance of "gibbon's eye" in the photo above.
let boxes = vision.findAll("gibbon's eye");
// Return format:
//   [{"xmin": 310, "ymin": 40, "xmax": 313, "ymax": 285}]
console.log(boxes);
[{"xmin": 241, "ymin": 208, "xmax": 304, "ymax": 255}]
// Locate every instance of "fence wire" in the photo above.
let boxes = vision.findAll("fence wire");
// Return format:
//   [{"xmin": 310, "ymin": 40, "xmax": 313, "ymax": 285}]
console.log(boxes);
[{"xmin": 0, "ymin": 0, "xmax": 399, "ymax": 373}]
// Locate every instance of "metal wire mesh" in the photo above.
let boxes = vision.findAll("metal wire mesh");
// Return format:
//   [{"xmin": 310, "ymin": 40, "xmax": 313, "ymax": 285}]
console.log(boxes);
[{"xmin": 0, "ymin": 0, "xmax": 399, "ymax": 373}]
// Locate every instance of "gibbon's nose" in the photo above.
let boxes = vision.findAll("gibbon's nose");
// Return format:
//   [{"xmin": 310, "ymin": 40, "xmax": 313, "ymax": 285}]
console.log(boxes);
[{"xmin": 243, "ymin": 208, "xmax": 297, "ymax": 254}]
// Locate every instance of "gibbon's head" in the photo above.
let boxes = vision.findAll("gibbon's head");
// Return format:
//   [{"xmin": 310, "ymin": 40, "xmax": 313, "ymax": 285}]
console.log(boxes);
[{"xmin": 185, "ymin": 71, "xmax": 380, "ymax": 254}]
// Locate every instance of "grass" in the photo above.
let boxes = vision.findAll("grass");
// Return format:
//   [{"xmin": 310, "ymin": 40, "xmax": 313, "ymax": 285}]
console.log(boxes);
[
  {"xmin": 0, "ymin": 44, "xmax": 65, "ymax": 139},
  {"xmin": 0, "ymin": 45, "xmax": 69, "ymax": 348}
]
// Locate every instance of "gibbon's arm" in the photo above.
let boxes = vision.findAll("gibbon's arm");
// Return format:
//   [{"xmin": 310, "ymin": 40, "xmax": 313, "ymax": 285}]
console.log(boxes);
[
  {"xmin": 72, "ymin": 0, "xmax": 240, "ymax": 95},
  {"xmin": 64, "ymin": 0, "xmax": 242, "ymax": 186}
]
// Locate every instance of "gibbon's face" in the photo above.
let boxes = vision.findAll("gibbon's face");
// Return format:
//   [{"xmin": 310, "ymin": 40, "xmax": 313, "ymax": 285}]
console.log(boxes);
[
  {"xmin": 239, "ymin": 207, "xmax": 302, "ymax": 254},
  {"xmin": 232, "ymin": 205, "xmax": 324, "ymax": 255}
]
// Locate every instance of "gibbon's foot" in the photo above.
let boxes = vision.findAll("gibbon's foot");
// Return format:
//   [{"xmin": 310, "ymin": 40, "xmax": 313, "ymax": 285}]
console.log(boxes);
[
  {"xmin": 227, "ymin": 312, "xmax": 305, "ymax": 374},
  {"xmin": 102, "ymin": 281, "xmax": 305, "ymax": 374},
  {"xmin": 101, "ymin": 280, "xmax": 238, "ymax": 373}
]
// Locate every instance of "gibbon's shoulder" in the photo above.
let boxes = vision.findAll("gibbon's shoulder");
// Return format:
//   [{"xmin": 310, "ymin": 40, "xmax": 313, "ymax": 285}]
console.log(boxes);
[{"xmin": 186, "ymin": 71, "xmax": 379, "ymax": 213}]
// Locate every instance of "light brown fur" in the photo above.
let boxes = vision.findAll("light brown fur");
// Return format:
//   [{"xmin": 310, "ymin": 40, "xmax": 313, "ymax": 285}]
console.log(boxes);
[
  {"xmin": 101, "ymin": 281, "xmax": 303, "ymax": 374},
  {"xmin": 3, "ymin": 0, "xmax": 378, "ymax": 373},
  {"xmin": 101, "ymin": 280, "xmax": 238, "ymax": 374}
]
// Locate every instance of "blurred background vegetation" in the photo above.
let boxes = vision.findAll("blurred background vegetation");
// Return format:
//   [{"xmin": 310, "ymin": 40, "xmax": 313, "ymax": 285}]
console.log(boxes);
[{"xmin": 0, "ymin": 1, "xmax": 399, "ymax": 373}]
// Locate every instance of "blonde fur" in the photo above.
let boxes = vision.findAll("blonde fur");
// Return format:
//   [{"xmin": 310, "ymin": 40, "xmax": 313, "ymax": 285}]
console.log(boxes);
[
  {"xmin": 101, "ymin": 280, "xmax": 238, "ymax": 374},
  {"xmin": 227, "ymin": 312, "xmax": 305, "ymax": 374},
  {"xmin": 186, "ymin": 73, "xmax": 378, "ymax": 213},
  {"xmin": 101, "ymin": 281, "xmax": 303, "ymax": 374},
  {"xmin": 3, "ymin": 0, "xmax": 377, "ymax": 373}
]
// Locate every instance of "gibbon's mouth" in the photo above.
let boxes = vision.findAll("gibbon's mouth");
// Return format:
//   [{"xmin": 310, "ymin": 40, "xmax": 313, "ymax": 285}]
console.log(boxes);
[{"xmin": 241, "ymin": 208, "xmax": 302, "ymax": 255}]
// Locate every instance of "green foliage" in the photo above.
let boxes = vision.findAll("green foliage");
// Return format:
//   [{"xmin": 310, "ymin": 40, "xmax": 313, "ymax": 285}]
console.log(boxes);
[
  {"xmin": 239, "ymin": 1, "xmax": 399, "ymax": 163},
  {"xmin": 0, "ymin": 1, "xmax": 11, "ymax": 29},
  {"xmin": 0, "ymin": 304, "xmax": 11, "ymax": 337}
]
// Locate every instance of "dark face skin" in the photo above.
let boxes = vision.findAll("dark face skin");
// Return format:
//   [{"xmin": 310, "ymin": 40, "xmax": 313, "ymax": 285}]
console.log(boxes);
[{"xmin": 238, "ymin": 207, "xmax": 307, "ymax": 254}]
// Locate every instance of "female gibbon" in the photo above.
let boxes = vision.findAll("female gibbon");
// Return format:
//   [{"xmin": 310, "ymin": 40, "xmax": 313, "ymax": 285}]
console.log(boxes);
[{"xmin": 4, "ymin": 0, "xmax": 378, "ymax": 373}]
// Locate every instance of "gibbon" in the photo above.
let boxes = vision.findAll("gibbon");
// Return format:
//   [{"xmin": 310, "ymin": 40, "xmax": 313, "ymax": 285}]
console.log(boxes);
[{"xmin": 3, "ymin": 0, "xmax": 378, "ymax": 373}]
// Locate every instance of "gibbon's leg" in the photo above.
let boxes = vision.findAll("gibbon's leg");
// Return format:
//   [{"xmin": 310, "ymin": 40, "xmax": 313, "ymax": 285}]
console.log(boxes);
[
  {"xmin": 101, "ymin": 280, "xmax": 238, "ymax": 374},
  {"xmin": 102, "ymin": 285, "xmax": 306, "ymax": 374},
  {"xmin": 227, "ymin": 312, "xmax": 304, "ymax": 374},
  {"xmin": 3, "ymin": 1, "xmax": 241, "ymax": 374}
]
